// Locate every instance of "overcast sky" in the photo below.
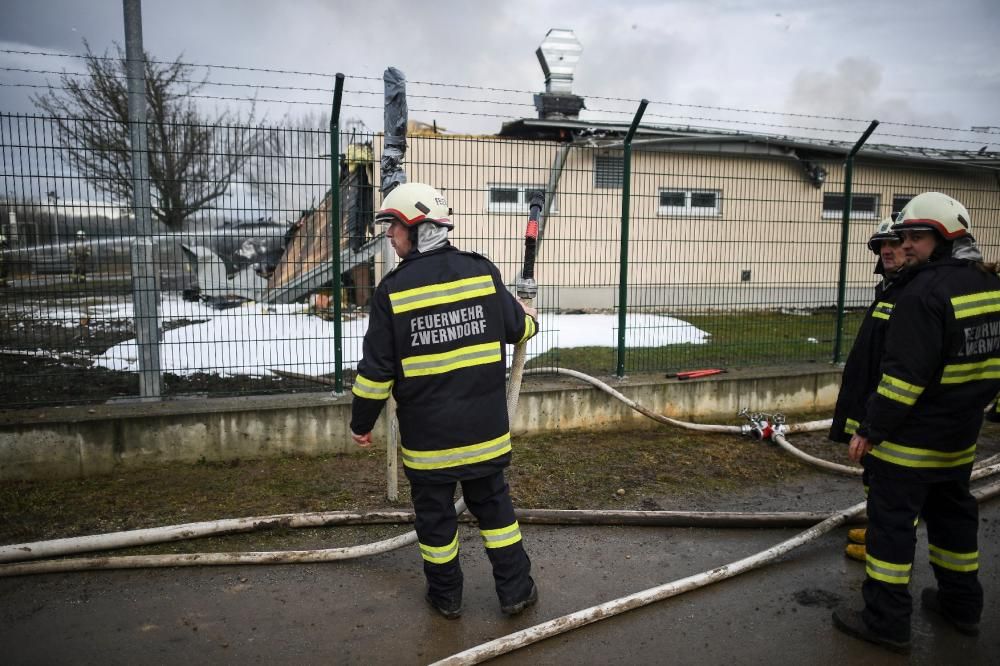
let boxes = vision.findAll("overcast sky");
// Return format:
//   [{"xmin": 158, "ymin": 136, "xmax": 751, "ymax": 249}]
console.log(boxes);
[{"xmin": 1, "ymin": 0, "xmax": 998, "ymax": 146}]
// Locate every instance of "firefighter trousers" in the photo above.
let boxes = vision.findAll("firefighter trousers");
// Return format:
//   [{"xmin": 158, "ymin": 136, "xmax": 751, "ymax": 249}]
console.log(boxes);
[
  {"xmin": 862, "ymin": 470, "xmax": 983, "ymax": 641},
  {"xmin": 411, "ymin": 471, "xmax": 532, "ymax": 607}
]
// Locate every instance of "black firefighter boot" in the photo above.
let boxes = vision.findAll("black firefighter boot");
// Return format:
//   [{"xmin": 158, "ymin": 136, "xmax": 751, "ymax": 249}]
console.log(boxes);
[
  {"xmin": 425, "ymin": 591, "xmax": 462, "ymax": 620},
  {"xmin": 500, "ymin": 578, "xmax": 538, "ymax": 617},
  {"xmin": 832, "ymin": 607, "xmax": 911, "ymax": 654},
  {"xmin": 424, "ymin": 559, "xmax": 463, "ymax": 620},
  {"xmin": 921, "ymin": 588, "xmax": 980, "ymax": 636}
]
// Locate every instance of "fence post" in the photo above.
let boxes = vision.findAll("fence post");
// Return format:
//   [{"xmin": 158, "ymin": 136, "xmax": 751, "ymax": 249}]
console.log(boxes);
[
  {"xmin": 123, "ymin": 0, "xmax": 162, "ymax": 399},
  {"xmin": 833, "ymin": 119, "xmax": 880, "ymax": 364},
  {"xmin": 329, "ymin": 74, "xmax": 345, "ymax": 394},
  {"xmin": 616, "ymin": 99, "xmax": 648, "ymax": 378}
]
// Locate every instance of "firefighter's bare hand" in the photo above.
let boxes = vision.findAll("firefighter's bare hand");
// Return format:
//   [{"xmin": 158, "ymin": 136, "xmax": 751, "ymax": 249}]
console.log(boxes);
[
  {"xmin": 517, "ymin": 299, "xmax": 538, "ymax": 319},
  {"xmin": 848, "ymin": 434, "xmax": 872, "ymax": 463},
  {"xmin": 351, "ymin": 430, "xmax": 373, "ymax": 448}
]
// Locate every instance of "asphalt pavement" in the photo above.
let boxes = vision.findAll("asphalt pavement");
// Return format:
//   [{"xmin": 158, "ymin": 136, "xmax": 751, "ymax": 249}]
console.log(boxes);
[{"xmin": 2, "ymin": 471, "xmax": 998, "ymax": 665}]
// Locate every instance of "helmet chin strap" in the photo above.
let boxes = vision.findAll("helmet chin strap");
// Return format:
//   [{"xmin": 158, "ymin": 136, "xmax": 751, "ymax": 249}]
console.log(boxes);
[{"xmin": 415, "ymin": 222, "xmax": 450, "ymax": 253}]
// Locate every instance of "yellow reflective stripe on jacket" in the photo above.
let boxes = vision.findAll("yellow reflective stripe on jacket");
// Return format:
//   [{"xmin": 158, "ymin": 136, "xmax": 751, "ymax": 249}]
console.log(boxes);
[
  {"xmin": 870, "ymin": 441, "xmax": 976, "ymax": 469},
  {"xmin": 517, "ymin": 314, "xmax": 536, "ymax": 344},
  {"xmin": 871, "ymin": 302, "xmax": 894, "ymax": 320},
  {"xmin": 865, "ymin": 554, "xmax": 911, "ymax": 585},
  {"xmin": 352, "ymin": 374, "xmax": 394, "ymax": 400},
  {"xmin": 928, "ymin": 544, "xmax": 979, "ymax": 573},
  {"xmin": 389, "ymin": 274, "xmax": 496, "ymax": 314},
  {"xmin": 844, "ymin": 418, "xmax": 859, "ymax": 435},
  {"xmin": 480, "ymin": 521, "xmax": 522, "ymax": 549},
  {"xmin": 420, "ymin": 532, "xmax": 459, "ymax": 564},
  {"xmin": 401, "ymin": 432, "xmax": 512, "ymax": 470},
  {"xmin": 401, "ymin": 342, "xmax": 502, "ymax": 378},
  {"xmin": 951, "ymin": 290, "xmax": 1000, "ymax": 319},
  {"xmin": 941, "ymin": 358, "xmax": 1000, "ymax": 384},
  {"xmin": 876, "ymin": 373, "xmax": 924, "ymax": 406}
]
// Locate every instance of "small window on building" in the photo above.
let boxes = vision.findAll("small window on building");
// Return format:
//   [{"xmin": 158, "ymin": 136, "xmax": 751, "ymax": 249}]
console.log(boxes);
[
  {"xmin": 486, "ymin": 184, "xmax": 556, "ymax": 213},
  {"xmin": 660, "ymin": 191, "xmax": 686, "ymax": 208},
  {"xmin": 658, "ymin": 189, "xmax": 722, "ymax": 216},
  {"xmin": 490, "ymin": 187, "xmax": 519, "ymax": 205},
  {"xmin": 892, "ymin": 195, "xmax": 914, "ymax": 217},
  {"xmin": 594, "ymin": 155, "xmax": 624, "ymax": 189},
  {"xmin": 822, "ymin": 193, "xmax": 879, "ymax": 219}
]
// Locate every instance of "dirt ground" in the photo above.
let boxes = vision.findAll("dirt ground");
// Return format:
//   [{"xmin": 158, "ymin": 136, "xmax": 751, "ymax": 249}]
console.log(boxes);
[
  {"xmin": 0, "ymin": 352, "xmax": 320, "ymax": 406},
  {"xmin": 4, "ymin": 421, "xmax": 1000, "ymax": 551}
]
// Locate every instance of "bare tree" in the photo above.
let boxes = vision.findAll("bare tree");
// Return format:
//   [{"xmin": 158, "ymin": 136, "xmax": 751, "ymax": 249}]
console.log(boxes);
[{"xmin": 33, "ymin": 42, "xmax": 261, "ymax": 230}]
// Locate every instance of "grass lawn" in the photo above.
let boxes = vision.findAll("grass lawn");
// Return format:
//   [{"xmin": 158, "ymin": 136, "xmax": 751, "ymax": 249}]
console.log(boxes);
[{"xmin": 528, "ymin": 309, "xmax": 867, "ymax": 375}]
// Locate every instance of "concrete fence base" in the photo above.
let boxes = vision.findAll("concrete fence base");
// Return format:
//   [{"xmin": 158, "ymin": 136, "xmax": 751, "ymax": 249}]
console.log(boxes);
[{"xmin": 0, "ymin": 365, "xmax": 842, "ymax": 481}]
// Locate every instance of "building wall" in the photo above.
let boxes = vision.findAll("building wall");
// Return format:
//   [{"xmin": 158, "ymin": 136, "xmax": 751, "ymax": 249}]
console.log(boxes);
[{"xmin": 369, "ymin": 134, "xmax": 1000, "ymax": 311}]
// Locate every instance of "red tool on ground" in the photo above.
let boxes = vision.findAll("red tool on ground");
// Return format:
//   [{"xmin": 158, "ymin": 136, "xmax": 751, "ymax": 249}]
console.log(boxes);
[{"xmin": 667, "ymin": 368, "xmax": 727, "ymax": 380}]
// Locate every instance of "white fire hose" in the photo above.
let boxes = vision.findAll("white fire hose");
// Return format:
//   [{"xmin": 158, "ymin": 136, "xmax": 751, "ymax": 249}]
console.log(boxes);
[{"xmin": 430, "ymin": 463, "xmax": 1000, "ymax": 666}]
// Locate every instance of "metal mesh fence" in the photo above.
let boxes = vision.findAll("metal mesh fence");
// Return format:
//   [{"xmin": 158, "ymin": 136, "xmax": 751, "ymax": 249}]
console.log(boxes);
[{"xmin": 2, "ymin": 111, "xmax": 998, "ymax": 408}]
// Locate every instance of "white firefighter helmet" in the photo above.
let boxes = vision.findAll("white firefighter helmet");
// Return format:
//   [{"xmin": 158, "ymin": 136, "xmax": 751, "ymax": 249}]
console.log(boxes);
[
  {"xmin": 867, "ymin": 216, "xmax": 900, "ymax": 254},
  {"xmin": 891, "ymin": 192, "xmax": 971, "ymax": 240},
  {"xmin": 374, "ymin": 182, "xmax": 453, "ymax": 229}
]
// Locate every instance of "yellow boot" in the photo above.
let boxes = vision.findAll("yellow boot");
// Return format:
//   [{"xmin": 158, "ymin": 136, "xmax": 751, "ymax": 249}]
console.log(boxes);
[
  {"xmin": 847, "ymin": 528, "xmax": 866, "ymax": 544},
  {"xmin": 845, "ymin": 543, "xmax": 866, "ymax": 561}
]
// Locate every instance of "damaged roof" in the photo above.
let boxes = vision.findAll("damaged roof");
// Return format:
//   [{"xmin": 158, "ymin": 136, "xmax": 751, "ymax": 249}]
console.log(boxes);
[{"xmin": 497, "ymin": 117, "xmax": 1000, "ymax": 170}]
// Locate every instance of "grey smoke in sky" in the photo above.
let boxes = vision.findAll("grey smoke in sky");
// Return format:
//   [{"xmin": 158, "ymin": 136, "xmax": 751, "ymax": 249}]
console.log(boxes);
[{"xmin": 1, "ymin": 0, "xmax": 998, "ymax": 143}]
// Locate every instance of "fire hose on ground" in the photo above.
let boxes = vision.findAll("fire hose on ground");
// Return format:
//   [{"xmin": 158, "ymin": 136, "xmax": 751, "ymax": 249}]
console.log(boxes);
[{"xmin": 522, "ymin": 366, "xmax": 859, "ymax": 476}]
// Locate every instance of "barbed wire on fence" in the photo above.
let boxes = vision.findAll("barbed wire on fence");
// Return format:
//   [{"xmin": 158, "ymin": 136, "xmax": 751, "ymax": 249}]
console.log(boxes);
[
  {"xmin": 2, "ymin": 47, "xmax": 999, "ymax": 143},
  {"xmin": 2, "ymin": 83, "xmax": 996, "ymax": 150}
]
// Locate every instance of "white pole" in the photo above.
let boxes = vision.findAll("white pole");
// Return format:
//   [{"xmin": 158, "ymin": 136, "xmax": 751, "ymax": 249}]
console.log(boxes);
[{"xmin": 379, "ymin": 229, "xmax": 399, "ymax": 502}]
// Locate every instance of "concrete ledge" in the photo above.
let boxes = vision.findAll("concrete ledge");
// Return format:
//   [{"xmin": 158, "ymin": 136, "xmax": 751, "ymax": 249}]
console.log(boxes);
[{"xmin": 0, "ymin": 365, "xmax": 842, "ymax": 480}]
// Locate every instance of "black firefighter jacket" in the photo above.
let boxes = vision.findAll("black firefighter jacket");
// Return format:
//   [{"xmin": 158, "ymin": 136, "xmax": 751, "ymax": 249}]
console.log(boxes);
[
  {"xmin": 350, "ymin": 244, "xmax": 537, "ymax": 484},
  {"xmin": 857, "ymin": 257, "xmax": 1000, "ymax": 482},
  {"xmin": 829, "ymin": 275, "xmax": 908, "ymax": 443}
]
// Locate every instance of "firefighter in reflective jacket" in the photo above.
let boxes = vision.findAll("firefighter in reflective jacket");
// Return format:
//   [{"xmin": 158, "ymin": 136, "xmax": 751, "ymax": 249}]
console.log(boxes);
[
  {"xmin": 831, "ymin": 217, "xmax": 908, "ymax": 442},
  {"xmin": 832, "ymin": 192, "xmax": 999, "ymax": 653},
  {"xmin": 350, "ymin": 182, "xmax": 539, "ymax": 619},
  {"xmin": 829, "ymin": 217, "xmax": 907, "ymax": 561}
]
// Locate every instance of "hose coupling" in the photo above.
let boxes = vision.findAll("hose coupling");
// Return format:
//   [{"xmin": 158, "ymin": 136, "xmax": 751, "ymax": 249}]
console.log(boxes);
[
  {"xmin": 516, "ymin": 275, "xmax": 538, "ymax": 300},
  {"xmin": 738, "ymin": 409, "xmax": 786, "ymax": 440}
]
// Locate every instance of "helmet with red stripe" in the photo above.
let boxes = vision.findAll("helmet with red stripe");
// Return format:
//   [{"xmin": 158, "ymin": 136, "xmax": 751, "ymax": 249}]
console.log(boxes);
[
  {"xmin": 375, "ymin": 182, "xmax": 453, "ymax": 229},
  {"xmin": 892, "ymin": 192, "xmax": 971, "ymax": 240}
]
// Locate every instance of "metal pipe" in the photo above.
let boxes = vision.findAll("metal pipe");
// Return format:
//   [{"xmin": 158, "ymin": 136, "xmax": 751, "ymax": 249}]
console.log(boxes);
[
  {"xmin": 617, "ymin": 100, "xmax": 649, "ymax": 378},
  {"xmin": 330, "ymin": 73, "xmax": 345, "ymax": 393},
  {"xmin": 506, "ymin": 195, "xmax": 545, "ymax": 420},
  {"xmin": 832, "ymin": 119, "xmax": 879, "ymax": 363},
  {"xmin": 122, "ymin": 0, "xmax": 162, "ymax": 399},
  {"xmin": 535, "ymin": 143, "xmax": 571, "ymax": 261}
]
